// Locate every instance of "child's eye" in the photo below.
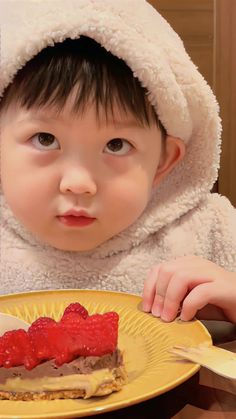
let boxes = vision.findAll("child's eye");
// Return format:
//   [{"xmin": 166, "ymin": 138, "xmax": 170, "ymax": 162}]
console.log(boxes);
[
  {"xmin": 104, "ymin": 138, "xmax": 132, "ymax": 155},
  {"xmin": 31, "ymin": 132, "xmax": 60, "ymax": 150}
]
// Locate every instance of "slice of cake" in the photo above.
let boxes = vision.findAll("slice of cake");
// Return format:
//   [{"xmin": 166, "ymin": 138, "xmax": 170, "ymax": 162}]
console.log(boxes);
[{"xmin": 0, "ymin": 303, "xmax": 127, "ymax": 400}]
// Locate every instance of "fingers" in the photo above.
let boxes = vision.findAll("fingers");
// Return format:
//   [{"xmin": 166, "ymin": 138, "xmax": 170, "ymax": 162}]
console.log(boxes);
[
  {"xmin": 151, "ymin": 266, "xmax": 173, "ymax": 316},
  {"xmin": 142, "ymin": 257, "xmax": 215, "ymax": 321},
  {"xmin": 142, "ymin": 264, "xmax": 172, "ymax": 315},
  {"xmin": 161, "ymin": 273, "xmax": 189, "ymax": 321},
  {"xmin": 142, "ymin": 256, "xmax": 232, "ymax": 322},
  {"xmin": 142, "ymin": 265, "xmax": 160, "ymax": 313},
  {"xmin": 142, "ymin": 263, "xmax": 176, "ymax": 317},
  {"xmin": 180, "ymin": 280, "xmax": 235, "ymax": 321},
  {"xmin": 159, "ymin": 271, "xmax": 205, "ymax": 321},
  {"xmin": 180, "ymin": 283, "xmax": 213, "ymax": 321}
]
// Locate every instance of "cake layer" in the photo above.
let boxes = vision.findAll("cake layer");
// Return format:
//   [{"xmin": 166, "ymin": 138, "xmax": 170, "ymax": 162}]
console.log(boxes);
[
  {"xmin": 0, "ymin": 350, "xmax": 126, "ymax": 398},
  {"xmin": 0, "ymin": 368, "xmax": 127, "ymax": 400},
  {"xmin": 0, "ymin": 349, "xmax": 122, "ymax": 382}
]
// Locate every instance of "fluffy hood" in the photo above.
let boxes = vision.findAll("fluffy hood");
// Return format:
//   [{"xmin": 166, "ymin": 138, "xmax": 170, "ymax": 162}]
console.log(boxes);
[{"xmin": 0, "ymin": 0, "xmax": 221, "ymax": 256}]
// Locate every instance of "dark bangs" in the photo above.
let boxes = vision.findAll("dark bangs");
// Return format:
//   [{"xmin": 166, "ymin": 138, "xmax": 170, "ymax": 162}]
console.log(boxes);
[{"xmin": 1, "ymin": 36, "xmax": 164, "ymax": 130}]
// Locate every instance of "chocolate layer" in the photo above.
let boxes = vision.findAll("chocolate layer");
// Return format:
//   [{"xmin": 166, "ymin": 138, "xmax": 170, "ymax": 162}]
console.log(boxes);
[{"xmin": 0, "ymin": 350, "xmax": 123, "ymax": 384}]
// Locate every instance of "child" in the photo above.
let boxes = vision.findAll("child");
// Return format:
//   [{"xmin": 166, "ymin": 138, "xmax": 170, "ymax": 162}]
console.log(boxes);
[{"xmin": 0, "ymin": 1, "xmax": 235, "ymax": 323}]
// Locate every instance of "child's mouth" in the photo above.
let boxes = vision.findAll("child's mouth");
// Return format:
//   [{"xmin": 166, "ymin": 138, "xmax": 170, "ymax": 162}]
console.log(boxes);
[{"xmin": 57, "ymin": 215, "xmax": 96, "ymax": 227}]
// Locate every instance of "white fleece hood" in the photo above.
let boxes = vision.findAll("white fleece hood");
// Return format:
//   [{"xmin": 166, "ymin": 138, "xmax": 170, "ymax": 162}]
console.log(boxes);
[{"xmin": 0, "ymin": 0, "xmax": 222, "ymax": 257}]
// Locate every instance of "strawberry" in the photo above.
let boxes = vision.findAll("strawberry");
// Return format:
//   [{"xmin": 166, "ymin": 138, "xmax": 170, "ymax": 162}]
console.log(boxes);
[
  {"xmin": 28, "ymin": 317, "xmax": 58, "ymax": 361},
  {"xmin": 70, "ymin": 312, "xmax": 119, "ymax": 357},
  {"xmin": 0, "ymin": 329, "xmax": 37, "ymax": 370},
  {"xmin": 45, "ymin": 324, "xmax": 75, "ymax": 366},
  {"xmin": 29, "ymin": 316, "xmax": 56, "ymax": 330},
  {"xmin": 61, "ymin": 302, "xmax": 88, "ymax": 320},
  {"xmin": 60, "ymin": 311, "xmax": 84, "ymax": 328},
  {"xmin": 0, "ymin": 304, "xmax": 119, "ymax": 369},
  {"xmin": 28, "ymin": 316, "xmax": 75, "ymax": 365}
]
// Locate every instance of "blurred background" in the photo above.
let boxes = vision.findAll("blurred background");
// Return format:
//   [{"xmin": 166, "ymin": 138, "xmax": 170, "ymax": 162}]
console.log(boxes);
[{"xmin": 148, "ymin": 0, "xmax": 236, "ymax": 207}]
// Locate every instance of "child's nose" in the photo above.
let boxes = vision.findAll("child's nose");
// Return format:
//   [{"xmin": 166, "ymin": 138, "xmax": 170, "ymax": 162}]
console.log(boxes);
[{"xmin": 59, "ymin": 166, "xmax": 97, "ymax": 195}]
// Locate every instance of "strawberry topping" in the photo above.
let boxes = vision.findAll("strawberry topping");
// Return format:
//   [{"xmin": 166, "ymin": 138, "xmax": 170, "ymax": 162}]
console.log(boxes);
[
  {"xmin": 0, "ymin": 329, "xmax": 38, "ymax": 370},
  {"xmin": 0, "ymin": 303, "xmax": 119, "ymax": 370},
  {"xmin": 61, "ymin": 302, "xmax": 88, "ymax": 320}
]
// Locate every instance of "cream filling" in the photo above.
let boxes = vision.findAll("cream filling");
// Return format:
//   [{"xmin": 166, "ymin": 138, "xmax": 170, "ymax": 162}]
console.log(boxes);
[{"xmin": 0, "ymin": 368, "xmax": 116, "ymax": 398}]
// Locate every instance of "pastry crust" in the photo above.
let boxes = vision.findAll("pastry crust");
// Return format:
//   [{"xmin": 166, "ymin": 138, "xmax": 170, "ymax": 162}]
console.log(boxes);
[{"xmin": 0, "ymin": 366, "xmax": 127, "ymax": 400}]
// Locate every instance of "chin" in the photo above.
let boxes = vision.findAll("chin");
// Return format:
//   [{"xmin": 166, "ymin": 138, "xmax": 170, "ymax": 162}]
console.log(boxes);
[{"xmin": 45, "ymin": 238, "xmax": 101, "ymax": 253}]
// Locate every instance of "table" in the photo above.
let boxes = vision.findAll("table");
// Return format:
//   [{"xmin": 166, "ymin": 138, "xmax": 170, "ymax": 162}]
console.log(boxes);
[{"xmin": 88, "ymin": 322, "xmax": 236, "ymax": 419}]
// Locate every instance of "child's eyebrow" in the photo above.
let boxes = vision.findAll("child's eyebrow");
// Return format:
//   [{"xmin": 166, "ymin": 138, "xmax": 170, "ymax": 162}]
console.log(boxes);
[
  {"xmin": 16, "ymin": 114, "xmax": 145, "ymax": 129},
  {"xmin": 16, "ymin": 115, "xmax": 60, "ymax": 124},
  {"xmin": 105, "ymin": 119, "xmax": 144, "ymax": 129}
]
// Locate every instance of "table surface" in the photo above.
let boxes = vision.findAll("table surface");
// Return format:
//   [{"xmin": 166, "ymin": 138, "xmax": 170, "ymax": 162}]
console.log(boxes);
[{"xmin": 88, "ymin": 324, "xmax": 236, "ymax": 419}]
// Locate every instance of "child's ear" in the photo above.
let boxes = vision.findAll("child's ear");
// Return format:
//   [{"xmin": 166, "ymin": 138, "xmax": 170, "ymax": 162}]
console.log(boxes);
[{"xmin": 152, "ymin": 136, "xmax": 185, "ymax": 187}]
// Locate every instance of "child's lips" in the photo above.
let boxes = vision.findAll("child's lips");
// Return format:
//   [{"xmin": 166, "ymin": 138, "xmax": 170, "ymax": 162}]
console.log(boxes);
[
  {"xmin": 57, "ymin": 215, "xmax": 96, "ymax": 227},
  {"xmin": 57, "ymin": 210, "xmax": 96, "ymax": 227}
]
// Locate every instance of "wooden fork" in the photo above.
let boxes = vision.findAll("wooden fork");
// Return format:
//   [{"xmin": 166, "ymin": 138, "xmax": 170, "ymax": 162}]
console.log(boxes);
[{"xmin": 170, "ymin": 343, "xmax": 236, "ymax": 379}]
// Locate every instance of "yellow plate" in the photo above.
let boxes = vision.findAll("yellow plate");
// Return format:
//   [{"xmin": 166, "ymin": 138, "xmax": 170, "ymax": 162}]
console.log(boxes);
[{"xmin": 0, "ymin": 289, "xmax": 211, "ymax": 418}]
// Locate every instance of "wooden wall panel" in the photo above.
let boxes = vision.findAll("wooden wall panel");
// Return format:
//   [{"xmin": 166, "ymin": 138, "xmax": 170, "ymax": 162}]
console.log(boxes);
[
  {"xmin": 148, "ymin": 0, "xmax": 236, "ymax": 206},
  {"xmin": 214, "ymin": 0, "xmax": 236, "ymax": 206},
  {"xmin": 149, "ymin": 0, "xmax": 213, "ymax": 10},
  {"xmin": 148, "ymin": 0, "xmax": 214, "ymax": 86}
]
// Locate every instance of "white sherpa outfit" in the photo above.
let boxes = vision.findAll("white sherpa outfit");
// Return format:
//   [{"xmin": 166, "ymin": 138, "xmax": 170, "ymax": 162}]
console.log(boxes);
[{"xmin": 0, "ymin": 0, "xmax": 235, "ymax": 295}]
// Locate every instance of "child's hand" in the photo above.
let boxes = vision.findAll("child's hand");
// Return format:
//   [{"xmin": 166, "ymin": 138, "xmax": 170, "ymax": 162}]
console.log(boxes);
[{"xmin": 142, "ymin": 256, "xmax": 236, "ymax": 323}]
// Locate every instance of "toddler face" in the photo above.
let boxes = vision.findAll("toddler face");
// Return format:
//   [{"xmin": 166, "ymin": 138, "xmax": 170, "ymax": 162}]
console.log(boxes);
[{"xmin": 1, "ymin": 95, "xmax": 180, "ymax": 251}]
